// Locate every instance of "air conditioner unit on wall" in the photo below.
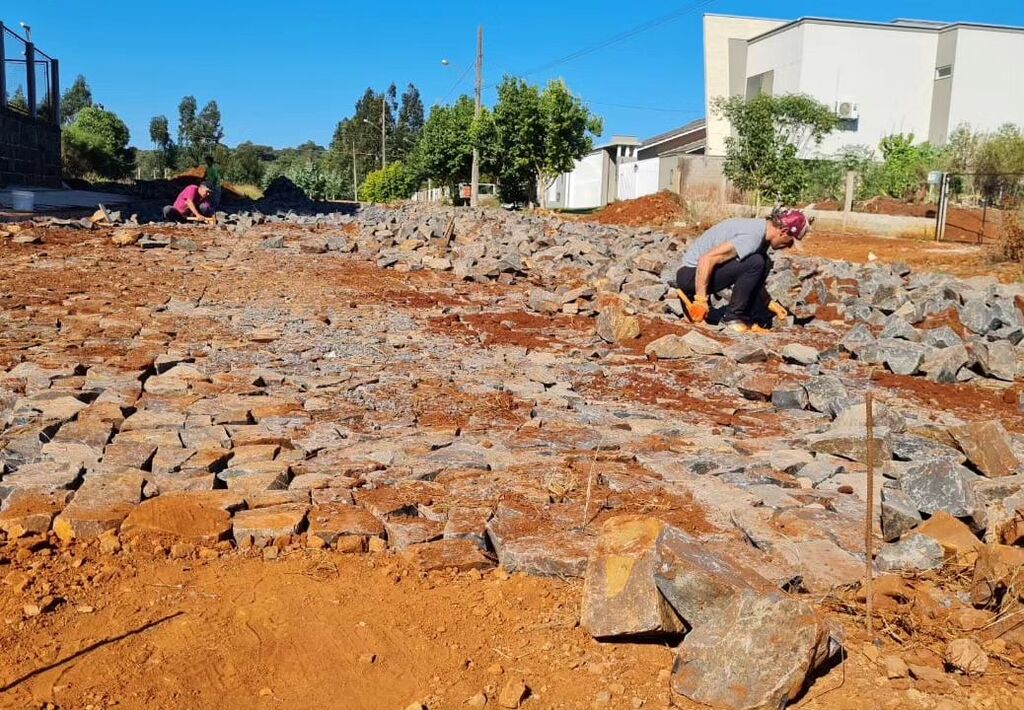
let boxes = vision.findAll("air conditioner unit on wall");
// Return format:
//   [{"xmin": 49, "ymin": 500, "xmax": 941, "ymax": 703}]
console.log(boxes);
[{"xmin": 836, "ymin": 100, "xmax": 859, "ymax": 121}]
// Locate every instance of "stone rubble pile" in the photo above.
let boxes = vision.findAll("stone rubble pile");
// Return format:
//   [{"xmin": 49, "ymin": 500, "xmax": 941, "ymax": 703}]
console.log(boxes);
[{"xmin": 3, "ymin": 200, "xmax": 1024, "ymax": 708}]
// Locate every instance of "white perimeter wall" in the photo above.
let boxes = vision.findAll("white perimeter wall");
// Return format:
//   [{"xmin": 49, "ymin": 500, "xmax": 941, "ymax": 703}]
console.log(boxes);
[
  {"xmin": 564, "ymin": 152, "xmax": 606, "ymax": 209},
  {"xmin": 947, "ymin": 28, "xmax": 1024, "ymax": 134},
  {"xmin": 748, "ymin": 22, "xmax": 939, "ymax": 156}
]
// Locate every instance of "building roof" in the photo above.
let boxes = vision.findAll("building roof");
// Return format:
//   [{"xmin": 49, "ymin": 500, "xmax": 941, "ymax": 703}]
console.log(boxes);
[
  {"xmin": 641, "ymin": 118, "xmax": 706, "ymax": 150},
  {"xmin": 595, "ymin": 135, "xmax": 641, "ymax": 149},
  {"xmin": 748, "ymin": 16, "xmax": 1024, "ymax": 43}
]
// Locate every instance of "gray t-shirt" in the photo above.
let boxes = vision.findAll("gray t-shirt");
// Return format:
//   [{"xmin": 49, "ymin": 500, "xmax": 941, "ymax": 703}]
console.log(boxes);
[{"xmin": 680, "ymin": 218, "xmax": 767, "ymax": 268}]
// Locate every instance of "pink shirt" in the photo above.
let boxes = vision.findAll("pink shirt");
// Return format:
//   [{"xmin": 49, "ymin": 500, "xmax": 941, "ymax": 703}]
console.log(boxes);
[{"xmin": 173, "ymin": 184, "xmax": 201, "ymax": 213}]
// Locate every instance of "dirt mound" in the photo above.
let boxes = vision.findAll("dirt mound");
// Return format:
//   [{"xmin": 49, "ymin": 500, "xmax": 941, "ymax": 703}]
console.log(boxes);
[
  {"xmin": 590, "ymin": 191, "xmax": 685, "ymax": 227},
  {"xmin": 262, "ymin": 176, "xmax": 310, "ymax": 204}
]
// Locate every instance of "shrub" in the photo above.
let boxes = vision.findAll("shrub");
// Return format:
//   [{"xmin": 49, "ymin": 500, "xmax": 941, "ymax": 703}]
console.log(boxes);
[
  {"xmin": 359, "ymin": 161, "xmax": 417, "ymax": 203},
  {"xmin": 991, "ymin": 208, "xmax": 1024, "ymax": 263},
  {"xmin": 62, "ymin": 106, "xmax": 132, "ymax": 179}
]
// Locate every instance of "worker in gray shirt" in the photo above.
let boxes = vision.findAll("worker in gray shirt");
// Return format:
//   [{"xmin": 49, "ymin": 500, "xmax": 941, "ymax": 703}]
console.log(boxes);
[{"xmin": 672, "ymin": 208, "xmax": 809, "ymax": 332}]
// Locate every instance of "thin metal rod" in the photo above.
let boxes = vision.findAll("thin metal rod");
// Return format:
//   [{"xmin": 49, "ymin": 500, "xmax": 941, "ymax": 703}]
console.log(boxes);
[{"xmin": 865, "ymin": 389, "xmax": 875, "ymax": 634}]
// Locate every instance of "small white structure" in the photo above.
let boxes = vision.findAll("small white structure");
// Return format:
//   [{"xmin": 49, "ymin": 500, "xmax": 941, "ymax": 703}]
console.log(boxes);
[
  {"xmin": 545, "ymin": 136, "xmax": 640, "ymax": 209},
  {"xmin": 704, "ymin": 14, "xmax": 1024, "ymax": 156}
]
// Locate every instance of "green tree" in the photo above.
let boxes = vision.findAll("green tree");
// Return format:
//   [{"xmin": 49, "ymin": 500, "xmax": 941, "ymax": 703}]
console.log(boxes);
[
  {"xmin": 411, "ymin": 96, "xmax": 477, "ymax": 195},
  {"xmin": 177, "ymin": 95, "xmax": 198, "ymax": 161},
  {"xmin": 393, "ymin": 84, "xmax": 425, "ymax": 162},
  {"xmin": 226, "ymin": 141, "xmax": 267, "ymax": 185},
  {"xmin": 537, "ymin": 79, "xmax": 602, "ymax": 204},
  {"xmin": 9, "ymin": 86, "xmax": 28, "ymax": 113},
  {"xmin": 62, "ymin": 106, "xmax": 132, "ymax": 179},
  {"xmin": 359, "ymin": 161, "xmax": 417, "ymax": 203},
  {"xmin": 325, "ymin": 86, "xmax": 400, "ymax": 197},
  {"xmin": 713, "ymin": 93, "xmax": 838, "ymax": 205},
  {"xmin": 148, "ymin": 115, "xmax": 175, "ymax": 175},
  {"xmin": 60, "ymin": 75, "xmax": 93, "ymax": 125},
  {"xmin": 975, "ymin": 124, "xmax": 1024, "ymax": 201},
  {"xmin": 491, "ymin": 78, "xmax": 544, "ymax": 203},
  {"xmin": 867, "ymin": 134, "xmax": 943, "ymax": 200}
]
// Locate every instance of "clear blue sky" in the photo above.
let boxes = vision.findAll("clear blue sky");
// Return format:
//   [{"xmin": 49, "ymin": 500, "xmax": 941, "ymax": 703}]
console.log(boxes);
[{"xmin": 4, "ymin": 1, "xmax": 1022, "ymax": 150}]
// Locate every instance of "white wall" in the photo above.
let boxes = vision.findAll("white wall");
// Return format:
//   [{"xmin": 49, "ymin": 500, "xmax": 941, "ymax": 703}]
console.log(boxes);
[
  {"xmin": 565, "ymin": 152, "xmax": 606, "ymax": 209},
  {"xmin": 703, "ymin": 15, "xmax": 786, "ymax": 156},
  {"xmin": 947, "ymin": 28, "xmax": 1024, "ymax": 134},
  {"xmin": 748, "ymin": 22, "xmax": 939, "ymax": 156},
  {"xmin": 634, "ymin": 158, "xmax": 661, "ymax": 197}
]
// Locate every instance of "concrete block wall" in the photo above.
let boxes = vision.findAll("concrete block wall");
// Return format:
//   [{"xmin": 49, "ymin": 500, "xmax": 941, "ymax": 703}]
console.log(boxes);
[{"xmin": 0, "ymin": 110, "xmax": 62, "ymax": 187}]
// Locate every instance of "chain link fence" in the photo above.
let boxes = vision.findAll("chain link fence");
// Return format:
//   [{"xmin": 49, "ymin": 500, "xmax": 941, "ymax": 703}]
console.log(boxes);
[{"xmin": 938, "ymin": 172, "xmax": 1024, "ymax": 243}]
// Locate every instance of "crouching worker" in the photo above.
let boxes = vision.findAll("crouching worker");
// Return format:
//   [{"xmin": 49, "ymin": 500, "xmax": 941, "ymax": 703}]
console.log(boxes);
[
  {"xmin": 163, "ymin": 182, "xmax": 216, "ymax": 224},
  {"xmin": 672, "ymin": 208, "xmax": 809, "ymax": 333}
]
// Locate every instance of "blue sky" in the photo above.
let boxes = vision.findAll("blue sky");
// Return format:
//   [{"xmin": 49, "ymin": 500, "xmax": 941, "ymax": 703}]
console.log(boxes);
[{"xmin": 4, "ymin": 1, "xmax": 1022, "ymax": 149}]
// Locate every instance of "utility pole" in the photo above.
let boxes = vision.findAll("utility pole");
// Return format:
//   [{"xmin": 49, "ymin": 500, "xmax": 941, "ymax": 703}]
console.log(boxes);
[
  {"xmin": 352, "ymin": 141, "xmax": 359, "ymax": 202},
  {"xmin": 471, "ymin": 25, "xmax": 483, "ymax": 207},
  {"xmin": 381, "ymin": 96, "xmax": 387, "ymax": 168}
]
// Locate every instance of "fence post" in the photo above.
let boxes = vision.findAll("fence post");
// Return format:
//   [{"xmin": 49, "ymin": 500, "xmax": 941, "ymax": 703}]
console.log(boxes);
[
  {"xmin": 50, "ymin": 58, "xmax": 60, "ymax": 125},
  {"xmin": 842, "ymin": 170, "xmax": 856, "ymax": 231},
  {"xmin": 935, "ymin": 172, "xmax": 951, "ymax": 242},
  {"xmin": 0, "ymin": 23, "xmax": 6, "ymax": 111},
  {"xmin": 26, "ymin": 40, "xmax": 37, "ymax": 119}
]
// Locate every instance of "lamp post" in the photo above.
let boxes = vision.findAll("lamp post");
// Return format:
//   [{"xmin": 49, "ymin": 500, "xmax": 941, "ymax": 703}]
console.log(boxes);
[
  {"xmin": 19, "ymin": 22, "xmax": 31, "ymax": 43},
  {"xmin": 361, "ymin": 101, "xmax": 386, "ymax": 169},
  {"xmin": 441, "ymin": 28, "xmax": 483, "ymax": 207}
]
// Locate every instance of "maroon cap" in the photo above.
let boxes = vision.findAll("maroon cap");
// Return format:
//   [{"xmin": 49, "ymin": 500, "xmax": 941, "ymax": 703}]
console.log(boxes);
[{"xmin": 776, "ymin": 209, "xmax": 809, "ymax": 239}]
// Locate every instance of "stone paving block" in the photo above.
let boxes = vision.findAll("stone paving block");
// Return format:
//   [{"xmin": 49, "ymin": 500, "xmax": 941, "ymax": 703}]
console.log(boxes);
[
  {"xmin": 53, "ymin": 468, "xmax": 146, "ymax": 541},
  {"xmin": 948, "ymin": 421, "xmax": 1020, "ymax": 478},
  {"xmin": 581, "ymin": 516, "xmax": 686, "ymax": 639},
  {"xmin": 900, "ymin": 459, "xmax": 982, "ymax": 519},
  {"xmin": 402, "ymin": 538, "xmax": 496, "ymax": 572},
  {"xmin": 383, "ymin": 516, "xmax": 444, "ymax": 551},
  {"xmin": 306, "ymin": 503, "xmax": 385, "ymax": 548},
  {"xmin": 231, "ymin": 503, "xmax": 309, "ymax": 545},
  {"xmin": 670, "ymin": 591, "xmax": 834, "ymax": 710},
  {"xmin": 121, "ymin": 492, "xmax": 233, "ymax": 544}
]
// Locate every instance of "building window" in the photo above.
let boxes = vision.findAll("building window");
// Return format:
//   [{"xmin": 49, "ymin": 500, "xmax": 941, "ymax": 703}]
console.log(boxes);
[{"xmin": 935, "ymin": 65, "xmax": 953, "ymax": 79}]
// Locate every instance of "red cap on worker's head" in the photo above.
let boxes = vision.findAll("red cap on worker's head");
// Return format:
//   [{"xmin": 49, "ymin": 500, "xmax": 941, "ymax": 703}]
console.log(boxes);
[{"xmin": 777, "ymin": 209, "xmax": 809, "ymax": 239}]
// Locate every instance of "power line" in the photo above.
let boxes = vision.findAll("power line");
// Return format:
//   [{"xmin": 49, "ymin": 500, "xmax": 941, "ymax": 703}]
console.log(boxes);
[
  {"xmin": 508, "ymin": 0, "xmax": 716, "ymax": 82},
  {"xmin": 439, "ymin": 61, "xmax": 474, "ymax": 104},
  {"xmin": 583, "ymin": 100, "xmax": 704, "ymax": 114}
]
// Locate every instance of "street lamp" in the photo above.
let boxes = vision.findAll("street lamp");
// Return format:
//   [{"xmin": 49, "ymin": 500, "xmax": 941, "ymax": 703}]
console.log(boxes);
[
  {"xmin": 362, "ymin": 102, "xmax": 386, "ymax": 168},
  {"xmin": 19, "ymin": 22, "xmax": 31, "ymax": 42}
]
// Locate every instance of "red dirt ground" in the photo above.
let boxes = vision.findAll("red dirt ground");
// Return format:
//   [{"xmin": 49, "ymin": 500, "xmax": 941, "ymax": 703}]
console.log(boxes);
[{"xmin": 589, "ymin": 192, "xmax": 686, "ymax": 227}]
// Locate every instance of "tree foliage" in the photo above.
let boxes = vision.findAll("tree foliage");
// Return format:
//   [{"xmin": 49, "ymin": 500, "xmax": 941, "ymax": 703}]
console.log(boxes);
[
  {"xmin": 858, "ymin": 133, "xmax": 942, "ymax": 201},
  {"xmin": 359, "ymin": 161, "xmax": 417, "ymax": 203},
  {"xmin": 146, "ymin": 115, "xmax": 175, "ymax": 175},
  {"xmin": 60, "ymin": 75, "xmax": 93, "ymax": 125},
  {"xmin": 226, "ymin": 141, "xmax": 267, "ymax": 185},
  {"xmin": 713, "ymin": 93, "xmax": 838, "ymax": 205},
  {"xmin": 9, "ymin": 85, "xmax": 28, "ymax": 113},
  {"xmin": 412, "ymin": 96, "xmax": 477, "ymax": 194},
  {"xmin": 62, "ymin": 106, "xmax": 132, "ymax": 179}
]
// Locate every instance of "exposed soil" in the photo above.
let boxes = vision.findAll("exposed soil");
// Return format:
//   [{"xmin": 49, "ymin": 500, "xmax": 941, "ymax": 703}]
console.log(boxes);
[
  {"xmin": 589, "ymin": 192, "xmax": 685, "ymax": 227},
  {"xmin": 812, "ymin": 197, "xmax": 1005, "ymax": 244}
]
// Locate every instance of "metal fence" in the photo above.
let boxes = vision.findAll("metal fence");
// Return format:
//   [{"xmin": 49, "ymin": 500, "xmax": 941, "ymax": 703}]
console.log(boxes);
[
  {"xmin": 1, "ymin": 22, "xmax": 59, "ymax": 123},
  {"xmin": 936, "ymin": 172, "xmax": 1024, "ymax": 243}
]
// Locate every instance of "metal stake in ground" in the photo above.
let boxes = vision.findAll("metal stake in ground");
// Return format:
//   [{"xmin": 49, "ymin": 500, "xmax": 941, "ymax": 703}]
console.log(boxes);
[{"xmin": 864, "ymin": 389, "xmax": 875, "ymax": 633}]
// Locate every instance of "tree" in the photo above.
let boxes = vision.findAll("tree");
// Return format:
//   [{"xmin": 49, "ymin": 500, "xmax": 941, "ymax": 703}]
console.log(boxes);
[
  {"xmin": 393, "ymin": 84, "xmax": 425, "ymax": 162},
  {"xmin": 60, "ymin": 75, "xmax": 93, "ymax": 125},
  {"xmin": 868, "ymin": 133, "xmax": 943, "ymax": 200},
  {"xmin": 359, "ymin": 161, "xmax": 417, "ymax": 203},
  {"xmin": 9, "ymin": 86, "xmax": 28, "ymax": 113},
  {"xmin": 412, "ymin": 96, "xmax": 477, "ymax": 195},
  {"xmin": 177, "ymin": 96, "xmax": 198, "ymax": 154},
  {"xmin": 537, "ymin": 79, "xmax": 603, "ymax": 204},
  {"xmin": 713, "ymin": 93, "xmax": 838, "ymax": 205},
  {"xmin": 491, "ymin": 78, "xmax": 544, "ymax": 203},
  {"xmin": 975, "ymin": 124, "xmax": 1024, "ymax": 201},
  {"xmin": 62, "ymin": 106, "xmax": 131, "ymax": 179},
  {"xmin": 226, "ymin": 141, "xmax": 267, "ymax": 185},
  {"xmin": 148, "ymin": 115, "xmax": 175, "ymax": 175},
  {"xmin": 490, "ymin": 77, "xmax": 602, "ymax": 205}
]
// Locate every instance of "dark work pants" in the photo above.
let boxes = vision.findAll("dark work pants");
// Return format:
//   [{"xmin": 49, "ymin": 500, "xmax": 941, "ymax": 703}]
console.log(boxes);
[
  {"xmin": 162, "ymin": 205, "xmax": 187, "ymax": 222},
  {"xmin": 675, "ymin": 252, "xmax": 773, "ymax": 324}
]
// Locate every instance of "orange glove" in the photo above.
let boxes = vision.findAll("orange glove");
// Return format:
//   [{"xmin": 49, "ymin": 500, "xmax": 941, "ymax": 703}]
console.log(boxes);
[
  {"xmin": 768, "ymin": 300, "xmax": 789, "ymax": 320},
  {"xmin": 687, "ymin": 295, "xmax": 710, "ymax": 323}
]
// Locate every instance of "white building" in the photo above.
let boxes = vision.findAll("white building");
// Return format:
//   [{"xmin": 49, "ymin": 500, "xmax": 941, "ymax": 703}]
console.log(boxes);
[{"xmin": 704, "ymin": 15, "xmax": 1024, "ymax": 156}]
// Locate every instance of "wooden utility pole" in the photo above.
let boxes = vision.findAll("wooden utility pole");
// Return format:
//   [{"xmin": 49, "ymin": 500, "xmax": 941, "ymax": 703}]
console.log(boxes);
[
  {"xmin": 470, "ymin": 25, "xmax": 483, "ymax": 207},
  {"xmin": 381, "ymin": 97, "xmax": 387, "ymax": 168}
]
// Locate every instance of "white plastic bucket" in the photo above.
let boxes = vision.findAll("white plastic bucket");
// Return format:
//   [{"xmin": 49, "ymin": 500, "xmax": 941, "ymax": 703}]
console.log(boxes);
[{"xmin": 11, "ymin": 190, "xmax": 34, "ymax": 212}]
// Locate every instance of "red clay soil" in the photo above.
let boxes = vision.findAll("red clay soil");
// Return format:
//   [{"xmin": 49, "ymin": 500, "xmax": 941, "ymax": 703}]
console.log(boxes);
[
  {"xmin": 870, "ymin": 370, "xmax": 1024, "ymax": 433},
  {"xmin": 812, "ymin": 196, "xmax": 1004, "ymax": 243},
  {"xmin": 589, "ymin": 192, "xmax": 686, "ymax": 227}
]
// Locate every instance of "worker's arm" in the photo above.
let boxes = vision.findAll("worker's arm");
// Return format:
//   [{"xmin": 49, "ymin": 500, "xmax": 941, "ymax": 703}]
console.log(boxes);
[
  {"xmin": 695, "ymin": 242, "xmax": 738, "ymax": 300},
  {"xmin": 185, "ymin": 198, "xmax": 215, "ymax": 224}
]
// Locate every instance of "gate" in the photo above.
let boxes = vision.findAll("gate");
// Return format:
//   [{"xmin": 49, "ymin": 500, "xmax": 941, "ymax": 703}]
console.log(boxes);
[{"xmin": 936, "ymin": 172, "xmax": 1024, "ymax": 243}]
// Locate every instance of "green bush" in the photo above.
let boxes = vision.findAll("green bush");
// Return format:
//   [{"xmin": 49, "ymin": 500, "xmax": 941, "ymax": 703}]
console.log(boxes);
[
  {"xmin": 62, "ymin": 106, "xmax": 132, "ymax": 179},
  {"xmin": 286, "ymin": 162, "xmax": 347, "ymax": 201},
  {"xmin": 359, "ymin": 161, "xmax": 417, "ymax": 203}
]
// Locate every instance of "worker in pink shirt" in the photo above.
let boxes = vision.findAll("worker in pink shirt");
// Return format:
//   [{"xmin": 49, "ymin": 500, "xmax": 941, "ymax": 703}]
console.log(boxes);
[{"xmin": 163, "ymin": 182, "xmax": 215, "ymax": 224}]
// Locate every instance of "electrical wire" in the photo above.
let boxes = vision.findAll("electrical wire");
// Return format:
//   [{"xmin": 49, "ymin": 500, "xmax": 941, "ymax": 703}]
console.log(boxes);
[
  {"xmin": 439, "ymin": 61, "xmax": 474, "ymax": 104},
  {"xmin": 504, "ymin": 0, "xmax": 716, "ymax": 83}
]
